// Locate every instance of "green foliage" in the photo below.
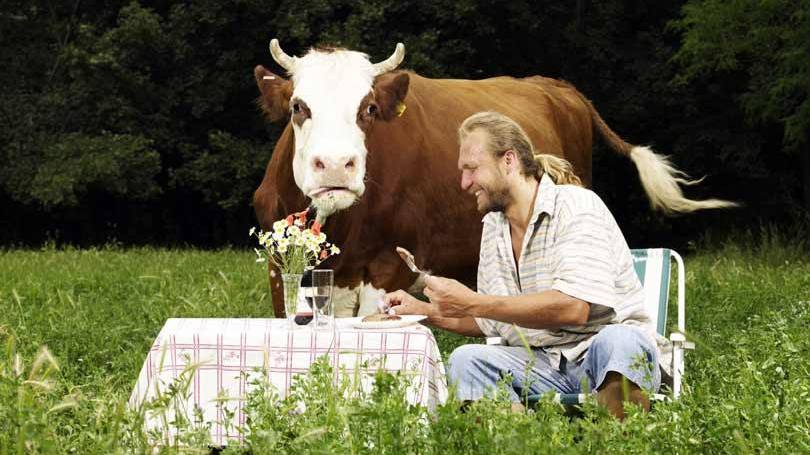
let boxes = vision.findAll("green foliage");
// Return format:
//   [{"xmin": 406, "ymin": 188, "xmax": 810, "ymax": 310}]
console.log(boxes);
[
  {"xmin": 0, "ymin": 239, "xmax": 808, "ymax": 453},
  {"xmin": 671, "ymin": 1, "xmax": 810, "ymax": 214},
  {"xmin": 179, "ymin": 130, "xmax": 273, "ymax": 210},
  {"xmin": 673, "ymin": 0, "xmax": 810, "ymax": 148},
  {"xmin": 29, "ymin": 133, "xmax": 160, "ymax": 206},
  {"xmin": 0, "ymin": 330, "xmax": 78, "ymax": 454},
  {"xmin": 1, "ymin": 0, "xmax": 272, "ymax": 212},
  {"xmin": 2, "ymin": 0, "xmax": 808, "ymax": 245}
]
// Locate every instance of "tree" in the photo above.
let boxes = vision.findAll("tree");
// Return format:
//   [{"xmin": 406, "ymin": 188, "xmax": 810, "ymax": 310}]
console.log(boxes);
[
  {"xmin": 673, "ymin": 0, "xmax": 810, "ymax": 211},
  {"xmin": 0, "ymin": 1, "xmax": 164, "ymax": 207},
  {"xmin": 1, "ymin": 0, "xmax": 803, "ymax": 246}
]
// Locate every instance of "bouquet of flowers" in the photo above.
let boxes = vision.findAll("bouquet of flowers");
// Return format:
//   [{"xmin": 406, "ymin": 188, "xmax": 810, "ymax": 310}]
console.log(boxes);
[{"xmin": 250, "ymin": 208, "xmax": 340, "ymax": 275}]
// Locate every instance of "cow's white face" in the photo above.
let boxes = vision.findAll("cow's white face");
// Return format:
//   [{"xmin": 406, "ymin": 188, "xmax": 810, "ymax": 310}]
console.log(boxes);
[
  {"xmin": 256, "ymin": 41, "xmax": 408, "ymax": 221},
  {"xmin": 287, "ymin": 51, "xmax": 375, "ymax": 218}
]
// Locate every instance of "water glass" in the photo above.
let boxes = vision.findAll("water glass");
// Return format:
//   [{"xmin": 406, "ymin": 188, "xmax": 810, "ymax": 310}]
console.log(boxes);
[{"xmin": 310, "ymin": 269, "xmax": 334, "ymax": 330}]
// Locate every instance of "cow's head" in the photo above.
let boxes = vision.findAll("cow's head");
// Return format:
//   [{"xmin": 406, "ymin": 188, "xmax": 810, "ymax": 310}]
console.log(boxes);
[{"xmin": 254, "ymin": 40, "xmax": 410, "ymax": 220}]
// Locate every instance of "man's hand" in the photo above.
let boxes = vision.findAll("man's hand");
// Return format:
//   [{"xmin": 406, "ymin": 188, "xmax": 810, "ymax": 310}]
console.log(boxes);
[
  {"xmin": 383, "ymin": 290, "xmax": 435, "ymax": 317},
  {"xmin": 423, "ymin": 275, "xmax": 481, "ymax": 318},
  {"xmin": 386, "ymin": 286, "xmax": 487, "ymax": 337}
]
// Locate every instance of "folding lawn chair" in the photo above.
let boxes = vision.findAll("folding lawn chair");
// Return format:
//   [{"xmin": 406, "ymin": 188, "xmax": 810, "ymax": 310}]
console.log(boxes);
[{"xmin": 486, "ymin": 248, "xmax": 695, "ymax": 405}]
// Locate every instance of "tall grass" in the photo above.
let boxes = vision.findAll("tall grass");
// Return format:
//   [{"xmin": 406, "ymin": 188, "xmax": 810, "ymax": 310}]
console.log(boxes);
[{"xmin": 0, "ymin": 235, "xmax": 808, "ymax": 453}]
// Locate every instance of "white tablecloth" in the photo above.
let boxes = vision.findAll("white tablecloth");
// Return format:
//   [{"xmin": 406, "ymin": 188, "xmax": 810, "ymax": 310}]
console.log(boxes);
[{"xmin": 128, "ymin": 318, "xmax": 448, "ymax": 445}]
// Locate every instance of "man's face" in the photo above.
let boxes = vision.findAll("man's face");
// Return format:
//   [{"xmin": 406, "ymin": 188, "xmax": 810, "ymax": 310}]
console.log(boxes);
[{"xmin": 458, "ymin": 130, "xmax": 512, "ymax": 214}]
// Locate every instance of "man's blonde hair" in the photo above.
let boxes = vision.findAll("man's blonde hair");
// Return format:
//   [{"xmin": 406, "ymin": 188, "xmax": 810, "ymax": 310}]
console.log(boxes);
[{"xmin": 458, "ymin": 111, "xmax": 582, "ymax": 186}]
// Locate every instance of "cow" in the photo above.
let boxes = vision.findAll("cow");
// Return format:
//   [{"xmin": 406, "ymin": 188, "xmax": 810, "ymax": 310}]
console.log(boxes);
[{"xmin": 253, "ymin": 40, "xmax": 734, "ymax": 318}]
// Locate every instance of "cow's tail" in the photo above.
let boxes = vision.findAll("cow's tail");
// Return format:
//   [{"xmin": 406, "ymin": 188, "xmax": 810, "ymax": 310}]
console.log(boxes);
[{"xmin": 585, "ymin": 99, "xmax": 738, "ymax": 214}]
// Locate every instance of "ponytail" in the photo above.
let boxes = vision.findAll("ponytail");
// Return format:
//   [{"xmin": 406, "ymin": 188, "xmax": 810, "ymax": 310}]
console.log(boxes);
[{"xmin": 533, "ymin": 153, "xmax": 582, "ymax": 186}]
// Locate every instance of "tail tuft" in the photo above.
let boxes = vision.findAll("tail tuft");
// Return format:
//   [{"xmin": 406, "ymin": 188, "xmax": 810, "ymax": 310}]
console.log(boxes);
[{"xmin": 630, "ymin": 146, "xmax": 739, "ymax": 214}]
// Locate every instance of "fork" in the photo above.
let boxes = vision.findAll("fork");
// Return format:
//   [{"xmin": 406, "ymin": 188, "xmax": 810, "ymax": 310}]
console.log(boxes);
[
  {"xmin": 396, "ymin": 247, "xmax": 428, "ymax": 276},
  {"xmin": 378, "ymin": 247, "xmax": 428, "ymax": 315}
]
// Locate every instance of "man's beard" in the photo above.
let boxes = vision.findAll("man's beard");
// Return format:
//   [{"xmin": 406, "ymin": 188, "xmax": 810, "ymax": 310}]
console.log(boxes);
[{"xmin": 480, "ymin": 185, "xmax": 512, "ymax": 214}]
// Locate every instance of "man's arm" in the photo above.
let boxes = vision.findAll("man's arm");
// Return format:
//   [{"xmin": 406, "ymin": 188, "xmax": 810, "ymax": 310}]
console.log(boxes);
[
  {"xmin": 383, "ymin": 290, "xmax": 485, "ymax": 337},
  {"xmin": 471, "ymin": 290, "xmax": 589, "ymax": 329},
  {"xmin": 424, "ymin": 315, "xmax": 485, "ymax": 337},
  {"xmin": 424, "ymin": 277, "xmax": 590, "ymax": 329}
]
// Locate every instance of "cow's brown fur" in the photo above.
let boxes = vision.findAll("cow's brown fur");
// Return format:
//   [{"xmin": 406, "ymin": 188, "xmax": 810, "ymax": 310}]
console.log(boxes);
[
  {"xmin": 254, "ymin": 69, "xmax": 606, "ymax": 316},
  {"xmin": 254, "ymin": 66, "xmax": 293, "ymax": 122}
]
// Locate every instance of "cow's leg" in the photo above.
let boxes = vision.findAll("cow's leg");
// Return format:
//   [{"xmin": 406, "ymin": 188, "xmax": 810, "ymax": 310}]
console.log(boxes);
[
  {"xmin": 356, "ymin": 283, "xmax": 387, "ymax": 317},
  {"xmin": 332, "ymin": 283, "xmax": 387, "ymax": 317},
  {"xmin": 329, "ymin": 282, "xmax": 390, "ymax": 317},
  {"xmin": 356, "ymin": 250, "xmax": 421, "ymax": 316},
  {"xmin": 332, "ymin": 285, "xmax": 360, "ymax": 317}
]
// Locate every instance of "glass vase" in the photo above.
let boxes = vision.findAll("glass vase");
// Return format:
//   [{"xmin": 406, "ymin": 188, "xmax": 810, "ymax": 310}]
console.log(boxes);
[{"xmin": 281, "ymin": 273, "xmax": 303, "ymax": 330}]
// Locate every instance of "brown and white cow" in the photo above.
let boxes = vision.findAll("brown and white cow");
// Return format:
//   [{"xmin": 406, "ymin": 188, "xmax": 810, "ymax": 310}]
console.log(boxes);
[{"xmin": 253, "ymin": 40, "xmax": 734, "ymax": 317}]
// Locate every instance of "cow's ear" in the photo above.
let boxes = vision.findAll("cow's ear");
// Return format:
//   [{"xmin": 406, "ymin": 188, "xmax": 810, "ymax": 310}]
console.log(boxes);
[
  {"xmin": 254, "ymin": 65, "xmax": 293, "ymax": 122},
  {"xmin": 373, "ymin": 71, "xmax": 410, "ymax": 121}
]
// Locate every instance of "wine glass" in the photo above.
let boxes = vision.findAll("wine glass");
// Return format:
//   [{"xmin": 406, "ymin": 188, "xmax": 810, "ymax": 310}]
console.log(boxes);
[{"xmin": 310, "ymin": 269, "xmax": 334, "ymax": 330}]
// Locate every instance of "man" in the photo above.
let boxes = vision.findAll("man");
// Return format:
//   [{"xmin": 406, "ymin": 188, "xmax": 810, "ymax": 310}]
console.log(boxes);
[{"xmin": 384, "ymin": 111, "xmax": 666, "ymax": 419}]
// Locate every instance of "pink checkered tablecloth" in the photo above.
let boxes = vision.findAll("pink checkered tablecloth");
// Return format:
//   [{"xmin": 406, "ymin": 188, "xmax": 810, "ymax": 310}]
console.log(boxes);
[{"xmin": 128, "ymin": 318, "xmax": 448, "ymax": 445}]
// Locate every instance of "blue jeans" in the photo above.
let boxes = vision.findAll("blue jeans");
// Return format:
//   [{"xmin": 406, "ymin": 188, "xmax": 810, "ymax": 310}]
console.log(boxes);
[{"xmin": 447, "ymin": 324, "xmax": 660, "ymax": 402}]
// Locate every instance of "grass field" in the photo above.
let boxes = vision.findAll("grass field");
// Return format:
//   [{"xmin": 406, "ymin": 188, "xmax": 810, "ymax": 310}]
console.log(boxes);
[{"xmin": 1, "ymin": 234, "xmax": 809, "ymax": 453}]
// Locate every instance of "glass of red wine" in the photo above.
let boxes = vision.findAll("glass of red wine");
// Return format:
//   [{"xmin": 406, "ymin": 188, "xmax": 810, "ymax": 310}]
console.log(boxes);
[{"xmin": 310, "ymin": 269, "xmax": 334, "ymax": 330}]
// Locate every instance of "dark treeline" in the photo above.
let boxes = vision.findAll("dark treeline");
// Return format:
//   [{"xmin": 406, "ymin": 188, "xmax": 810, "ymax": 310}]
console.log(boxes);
[{"xmin": 2, "ymin": 0, "xmax": 808, "ymax": 249}]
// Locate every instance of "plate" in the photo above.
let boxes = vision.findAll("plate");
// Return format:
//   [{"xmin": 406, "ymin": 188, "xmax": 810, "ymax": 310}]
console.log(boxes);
[{"xmin": 345, "ymin": 314, "xmax": 428, "ymax": 329}]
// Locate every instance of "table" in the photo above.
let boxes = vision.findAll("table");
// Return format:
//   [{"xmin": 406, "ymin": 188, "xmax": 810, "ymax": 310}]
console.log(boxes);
[{"xmin": 128, "ymin": 318, "xmax": 448, "ymax": 446}]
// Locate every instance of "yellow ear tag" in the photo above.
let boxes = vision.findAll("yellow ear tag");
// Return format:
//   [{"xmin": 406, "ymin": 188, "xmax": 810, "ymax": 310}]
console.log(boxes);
[{"xmin": 396, "ymin": 102, "xmax": 407, "ymax": 117}]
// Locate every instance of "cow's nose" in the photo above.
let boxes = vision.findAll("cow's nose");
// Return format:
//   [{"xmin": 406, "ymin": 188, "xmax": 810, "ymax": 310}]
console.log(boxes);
[{"xmin": 311, "ymin": 155, "xmax": 359, "ymax": 173}]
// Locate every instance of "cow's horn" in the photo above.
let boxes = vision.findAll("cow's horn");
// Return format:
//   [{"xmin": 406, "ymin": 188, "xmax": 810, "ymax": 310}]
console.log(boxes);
[
  {"xmin": 269, "ymin": 38, "xmax": 296, "ymax": 72},
  {"xmin": 372, "ymin": 43, "xmax": 405, "ymax": 75}
]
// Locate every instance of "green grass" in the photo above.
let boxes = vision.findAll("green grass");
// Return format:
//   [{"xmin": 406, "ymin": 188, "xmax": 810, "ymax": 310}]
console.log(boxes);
[{"xmin": 1, "ymin": 236, "xmax": 809, "ymax": 453}]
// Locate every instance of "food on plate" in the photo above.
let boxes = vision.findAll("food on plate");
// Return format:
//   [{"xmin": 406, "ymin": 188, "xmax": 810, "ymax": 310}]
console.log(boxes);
[{"xmin": 362, "ymin": 313, "xmax": 402, "ymax": 322}]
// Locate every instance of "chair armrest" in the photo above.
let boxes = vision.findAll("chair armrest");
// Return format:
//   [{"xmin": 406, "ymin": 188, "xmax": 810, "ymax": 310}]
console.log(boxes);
[{"xmin": 669, "ymin": 331, "xmax": 695, "ymax": 350}]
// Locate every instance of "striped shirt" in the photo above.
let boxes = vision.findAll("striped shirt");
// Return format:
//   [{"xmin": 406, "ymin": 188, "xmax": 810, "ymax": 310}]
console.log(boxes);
[{"xmin": 475, "ymin": 174, "xmax": 662, "ymax": 369}]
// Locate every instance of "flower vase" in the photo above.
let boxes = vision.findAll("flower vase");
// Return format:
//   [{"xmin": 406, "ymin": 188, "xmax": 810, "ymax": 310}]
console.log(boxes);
[{"xmin": 281, "ymin": 273, "xmax": 303, "ymax": 329}]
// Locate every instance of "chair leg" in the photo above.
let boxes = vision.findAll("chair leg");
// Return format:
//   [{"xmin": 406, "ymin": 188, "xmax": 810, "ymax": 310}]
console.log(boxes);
[{"xmin": 671, "ymin": 340, "xmax": 684, "ymax": 399}]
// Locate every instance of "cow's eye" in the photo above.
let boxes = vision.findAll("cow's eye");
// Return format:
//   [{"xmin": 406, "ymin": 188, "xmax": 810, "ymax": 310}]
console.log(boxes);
[
  {"xmin": 292, "ymin": 103, "xmax": 301, "ymax": 114},
  {"xmin": 366, "ymin": 104, "xmax": 377, "ymax": 116}
]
